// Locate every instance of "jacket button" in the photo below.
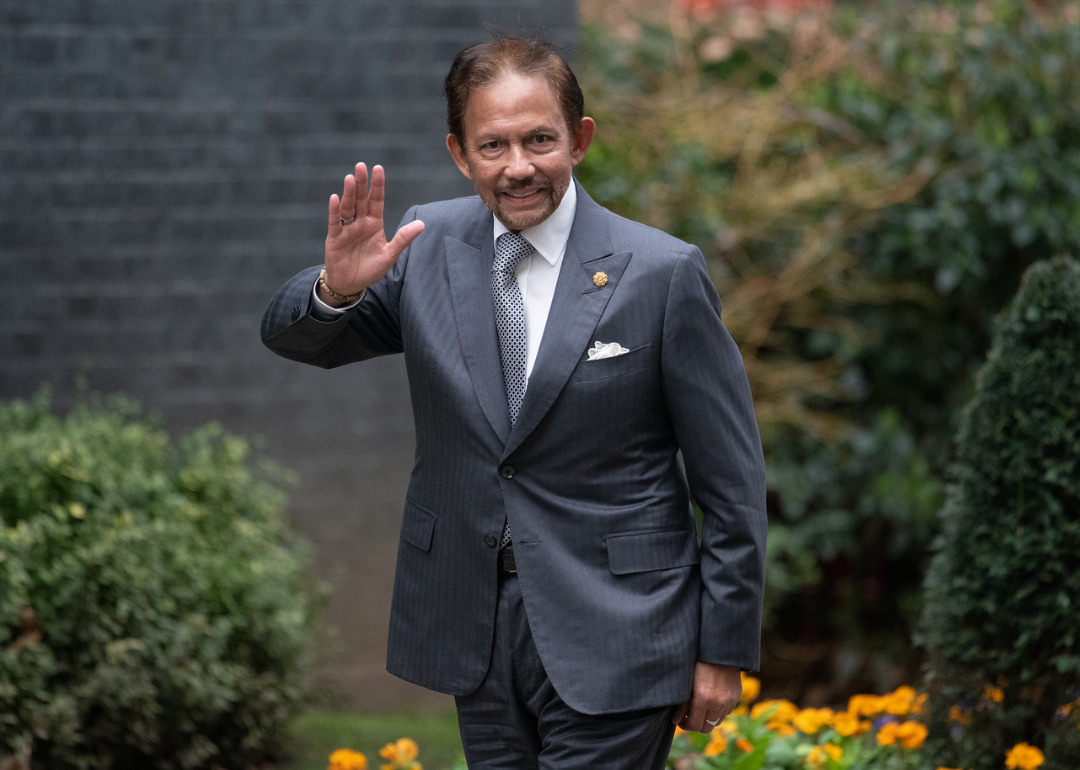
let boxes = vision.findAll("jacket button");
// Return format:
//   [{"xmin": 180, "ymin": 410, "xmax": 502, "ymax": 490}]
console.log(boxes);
[
  {"xmin": 499, "ymin": 465, "xmax": 515, "ymax": 479},
  {"xmin": 484, "ymin": 534, "xmax": 497, "ymax": 547}
]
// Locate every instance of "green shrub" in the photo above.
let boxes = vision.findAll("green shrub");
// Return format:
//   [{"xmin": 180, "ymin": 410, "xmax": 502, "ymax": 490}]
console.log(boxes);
[
  {"xmin": 0, "ymin": 390, "xmax": 315, "ymax": 769},
  {"xmin": 829, "ymin": 0, "xmax": 1080, "ymax": 434},
  {"xmin": 918, "ymin": 257, "xmax": 1080, "ymax": 769},
  {"xmin": 580, "ymin": 0, "xmax": 1080, "ymax": 694}
]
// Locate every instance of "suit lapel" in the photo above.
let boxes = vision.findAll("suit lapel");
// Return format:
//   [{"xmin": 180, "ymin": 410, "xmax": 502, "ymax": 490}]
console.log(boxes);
[
  {"xmin": 502, "ymin": 184, "xmax": 633, "ymax": 459},
  {"xmin": 445, "ymin": 229, "xmax": 513, "ymax": 445}
]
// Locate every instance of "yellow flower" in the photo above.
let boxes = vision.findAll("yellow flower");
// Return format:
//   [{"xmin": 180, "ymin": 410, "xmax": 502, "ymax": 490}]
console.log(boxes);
[
  {"xmin": 876, "ymin": 722, "xmax": 900, "ymax": 746},
  {"xmin": 912, "ymin": 693, "xmax": 928, "ymax": 714},
  {"xmin": 1005, "ymin": 743, "xmax": 1045, "ymax": 770},
  {"xmin": 719, "ymin": 718, "xmax": 738, "ymax": 736},
  {"xmin": 848, "ymin": 694, "xmax": 886, "ymax": 717},
  {"xmin": 793, "ymin": 708, "xmax": 834, "ymax": 734},
  {"xmin": 751, "ymin": 698, "xmax": 799, "ymax": 731},
  {"xmin": 673, "ymin": 726, "xmax": 686, "ymax": 737},
  {"xmin": 735, "ymin": 737, "xmax": 753, "ymax": 752},
  {"xmin": 984, "ymin": 685, "xmax": 1005, "ymax": 703},
  {"xmin": 732, "ymin": 705, "xmax": 748, "ymax": 716},
  {"xmin": 896, "ymin": 721, "xmax": 928, "ymax": 749},
  {"xmin": 807, "ymin": 743, "xmax": 841, "ymax": 766},
  {"xmin": 378, "ymin": 738, "xmax": 419, "ymax": 768},
  {"xmin": 329, "ymin": 748, "xmax": 368, "ymax": 770},
  {"xmin": 704, "ymin": 732, "xmax": 727, "ymax": 756},
  {"xmin": 832, "ymin": 711, "xmax": 861, "ymax": 737},
  {"xmin": 740, "ymin": 672, "xmax": 761, "ymax": 703},
  {"xmin": 884, "ymin": 686, "xmax": 918, "ymax": 716}
]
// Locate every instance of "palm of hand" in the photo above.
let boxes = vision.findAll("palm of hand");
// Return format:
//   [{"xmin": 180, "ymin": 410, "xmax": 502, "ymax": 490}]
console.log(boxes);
[{"xmin": 323, "ymin": 163, "xmax": 425, "ymax": 297}]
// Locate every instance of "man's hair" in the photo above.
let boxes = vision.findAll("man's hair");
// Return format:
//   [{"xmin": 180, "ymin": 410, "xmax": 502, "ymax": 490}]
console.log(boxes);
[{"xmin": 444, "ymin": 37, "xmax": 584, "ymax": 147}]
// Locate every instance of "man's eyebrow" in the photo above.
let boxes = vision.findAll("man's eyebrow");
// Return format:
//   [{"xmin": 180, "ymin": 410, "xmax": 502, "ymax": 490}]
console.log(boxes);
[{"xmin": 474, "ymin": 126, "xmax": 559, "ymax": 143}]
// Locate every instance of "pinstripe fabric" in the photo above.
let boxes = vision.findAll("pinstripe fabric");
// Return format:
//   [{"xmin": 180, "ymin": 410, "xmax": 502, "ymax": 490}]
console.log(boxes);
[{"xmin": 262, "ymin": 182, "xmax": 767, "ymax": 715}]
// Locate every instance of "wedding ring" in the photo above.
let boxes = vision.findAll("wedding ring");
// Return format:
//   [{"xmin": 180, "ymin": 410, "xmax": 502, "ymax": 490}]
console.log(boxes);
[
  {"xmin": 705, "ymin": 717, "xmax": 720, "ymax": 727},
  {"xmin": 340, "ymin": 215, "xmax": 356, "ymax": 225}
]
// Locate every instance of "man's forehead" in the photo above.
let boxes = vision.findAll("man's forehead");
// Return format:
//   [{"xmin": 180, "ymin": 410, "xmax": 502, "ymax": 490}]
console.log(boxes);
[{"xmin": 462, "ymin": 72, "xmax": 565, "ymax": 130}]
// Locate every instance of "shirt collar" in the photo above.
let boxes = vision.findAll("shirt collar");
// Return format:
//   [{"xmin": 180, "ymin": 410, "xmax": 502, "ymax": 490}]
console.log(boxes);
[{"xmin": 492, "ymin": 180, "xmax": 577, "ymax": 267}]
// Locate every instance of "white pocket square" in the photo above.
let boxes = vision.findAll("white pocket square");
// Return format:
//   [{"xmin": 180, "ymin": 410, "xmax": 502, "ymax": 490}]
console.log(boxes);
[{"xmin": 587, "ymin": 341, "xmax": 630, "ymax": 360}]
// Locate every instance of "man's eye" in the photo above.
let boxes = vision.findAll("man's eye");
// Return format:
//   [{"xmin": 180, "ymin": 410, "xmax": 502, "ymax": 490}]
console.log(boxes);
[
  {"xmin": 481, "ymin": 141, "xmax": 501, "ymax": 151},
  {"xmin": 531, "ymin": 135, "xmax": 551, "ymax": 145}
]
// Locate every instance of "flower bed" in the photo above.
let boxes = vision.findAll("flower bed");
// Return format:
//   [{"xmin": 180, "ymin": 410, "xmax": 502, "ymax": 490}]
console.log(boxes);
[{"xmin": 324, "ymin": 675, "xmax": 1056, "ymax": 770}]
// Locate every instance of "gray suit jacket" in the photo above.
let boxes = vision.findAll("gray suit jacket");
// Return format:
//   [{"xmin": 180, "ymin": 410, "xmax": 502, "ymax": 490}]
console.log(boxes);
[{"xmin": 262, "ymin": 182, "xmax": 767, "ymax": 715}]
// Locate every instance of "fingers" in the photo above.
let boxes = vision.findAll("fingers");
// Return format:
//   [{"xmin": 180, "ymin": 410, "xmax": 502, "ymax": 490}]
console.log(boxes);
[
  {"xmin": 327, "ymin": 193, "xmax": 342, "ymax": 236},
  {"xmin": 387, "ymin": 219, "xmax": 425, "ymax": 259},
  {"xmin": 674, "ymin": 662, "xmax": 742, "ymax": 733},
  {"xmin": 339, "ymin": 166, "xmax": 359, "ymax": 221},
  {"xmin": 671, "ymin": 700, "xmax": 689, "ymax": 726},
  {"xmin": 367, "ymin": 164, "xmax": 385, "ymax": 223},
  {"xmin": 353, "ymin": 162, "xmax": 369, "ymax": 220}
]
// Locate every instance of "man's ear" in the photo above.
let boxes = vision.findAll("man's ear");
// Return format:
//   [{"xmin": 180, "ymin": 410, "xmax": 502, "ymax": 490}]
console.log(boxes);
[
  {"xmin": 570, "ymin": 117, "xmax": 596, "ymax": 166},
  {"xmin": 446, "ymin": 134, "xmax": 473, "ymax": 180}
]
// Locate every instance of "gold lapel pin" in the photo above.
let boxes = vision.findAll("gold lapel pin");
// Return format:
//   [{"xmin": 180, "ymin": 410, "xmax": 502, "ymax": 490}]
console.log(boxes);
[{"xmin": 592, "ymin": 271, "xmax": 609, "ymax": 288}]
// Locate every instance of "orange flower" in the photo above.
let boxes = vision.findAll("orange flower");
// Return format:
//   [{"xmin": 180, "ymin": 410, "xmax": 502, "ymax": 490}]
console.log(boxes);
[
  {"xmin": 949, "ymin": 705, "xmax": 972, "ymax": 725},
  {"xmin": 912, "ymin": 693, "xmax": 928, "ymax": 714},
  {"xmin": 884, "ymin": 686, "xmax": 918, "ymax": 716},
  {"xmin": 793, "ymin": 708, "xmax": 834, "ymax": 734},
  {"xmin": 329, "ymin": 749, "xmax": 368, "ymax": 770},
  {"xmin": 378, "ymin": 738, "xmax": 420, "ymax": 769},
  {"xmin": 984, "ymin": 685, "xmax": 1005, "ymax": 703},
  {"xmin": 848, "ymin": 694, "xmax": 886, "ymax": 717},
  {"xmin": 704, "ymin": 731, "xmax": 727, "ymax": 756},
  {"xmin": 736, "ymin": 737, "xmax": 754, "ymax": 752},
  {"xmin": 1005, "ymin": 743, "xmax": 1045, "ymax": 770},
  {"xmin": 807, "ymin": 743, "xmax": 842, "ymax": 766},
  {"xmin": 876, "ymin": 722, "xmax": 900, "ymax": 746},
  {"xmin": 731, "ymin": 705, "xmax": 748, "ymax": 716},
  {"xmin": 751, "ymin": 698, "xmax": 799, "ymax": 730},
  {"xmin": 740, "ymin": 672, "xmax": 761, "ymax": 703},
  {"xmin": 896, "ymin": 721, "xmax": 928, "ymax": 749},
  {"xmin": 832, "ymin": 711, "xmax": 861, "ymax": 737}
]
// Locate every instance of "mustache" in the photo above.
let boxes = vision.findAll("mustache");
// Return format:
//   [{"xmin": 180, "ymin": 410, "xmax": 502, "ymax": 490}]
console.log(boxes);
[{"xmin": 496, "ymin": 177, "xmax": 550, "ymax": 193}]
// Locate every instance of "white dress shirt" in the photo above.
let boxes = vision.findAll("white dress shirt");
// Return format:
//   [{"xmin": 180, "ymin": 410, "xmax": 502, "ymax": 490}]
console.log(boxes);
[{"xmin": 311, "ymin": 182, "xmax": 577, "ymax": 387}]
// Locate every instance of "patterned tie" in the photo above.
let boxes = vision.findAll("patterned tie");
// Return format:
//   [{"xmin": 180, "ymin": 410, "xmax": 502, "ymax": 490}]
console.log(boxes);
[{"xmin": 492, "ymin": 231, "xmax": 533, "ymax": 548}]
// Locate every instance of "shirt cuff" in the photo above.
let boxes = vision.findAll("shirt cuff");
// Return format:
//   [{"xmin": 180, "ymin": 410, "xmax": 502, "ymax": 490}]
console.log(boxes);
[{"xmin": 309, "ymin": 277, "xmax": 364, "ymax": 321}]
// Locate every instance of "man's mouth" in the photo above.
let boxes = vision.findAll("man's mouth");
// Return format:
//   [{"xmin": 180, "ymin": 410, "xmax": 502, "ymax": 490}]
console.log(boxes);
[{"xmin": 498, "ymin": 184, "xmax": 548, "ymax": 203}]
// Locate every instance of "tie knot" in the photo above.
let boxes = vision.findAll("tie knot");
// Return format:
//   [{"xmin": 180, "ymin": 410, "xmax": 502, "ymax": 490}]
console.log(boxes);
[{"xmin": 494, "ymin": 232, "xmax": 534, "ymax": 274}]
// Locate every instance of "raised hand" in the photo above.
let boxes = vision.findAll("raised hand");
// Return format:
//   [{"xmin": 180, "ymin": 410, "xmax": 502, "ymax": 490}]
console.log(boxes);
[{"xmin": 321, "ymin": 163, "xmax": 425, "ymax": 306}]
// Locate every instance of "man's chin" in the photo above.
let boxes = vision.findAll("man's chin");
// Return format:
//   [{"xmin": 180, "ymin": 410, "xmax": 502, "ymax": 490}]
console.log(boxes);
[{"xmin": 491, "ymin": 194, "xmax": 556, "ymax": 231}]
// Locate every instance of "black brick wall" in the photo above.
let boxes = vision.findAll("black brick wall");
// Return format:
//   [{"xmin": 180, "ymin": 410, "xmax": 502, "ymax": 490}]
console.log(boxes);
[{"xmin": 0, "ymin": 0, "xmax": 577, "ymax": 709}]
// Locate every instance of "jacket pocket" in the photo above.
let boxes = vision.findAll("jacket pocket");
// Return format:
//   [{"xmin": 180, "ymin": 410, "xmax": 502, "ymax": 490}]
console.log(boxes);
[
  {"xmin": 605, "ymin": 528, "xmax": 700, "ymax": 575},
  {"xmin": 569, "ymin": 343, "xmax": 652, "ymax": 383},
  {"xmin": 401, "ymin": 498, "xmax": 436, "ymax": 552}
]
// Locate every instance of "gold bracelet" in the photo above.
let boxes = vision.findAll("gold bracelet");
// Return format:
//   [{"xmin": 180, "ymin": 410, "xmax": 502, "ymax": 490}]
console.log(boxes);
[{"xmin": 318, "ymin": 268, "xmax": 367, "ymax": 304}]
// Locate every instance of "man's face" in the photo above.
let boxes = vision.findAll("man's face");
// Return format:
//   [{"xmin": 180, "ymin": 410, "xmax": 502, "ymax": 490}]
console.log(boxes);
[{"xmin": 447, "ymin": 72, "xmax": 595, "ymax": 231}]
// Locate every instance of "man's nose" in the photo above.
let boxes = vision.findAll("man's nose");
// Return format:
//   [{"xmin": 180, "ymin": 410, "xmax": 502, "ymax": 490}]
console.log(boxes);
[{"xmin": 503, "ymin": 145, "xmax": 534, "ymax": 179}]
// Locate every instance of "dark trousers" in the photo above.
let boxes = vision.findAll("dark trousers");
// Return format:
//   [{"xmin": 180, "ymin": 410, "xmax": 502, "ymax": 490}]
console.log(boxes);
[{"xmin": 455, "ymin": 574, "xmax": 678, "ymax": 770}]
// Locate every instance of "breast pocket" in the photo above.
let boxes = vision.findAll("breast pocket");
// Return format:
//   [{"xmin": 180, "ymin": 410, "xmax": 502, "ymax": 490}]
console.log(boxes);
[{"xmin": 569, "ymin": 343, "xmax": 652, "ymax": 383}]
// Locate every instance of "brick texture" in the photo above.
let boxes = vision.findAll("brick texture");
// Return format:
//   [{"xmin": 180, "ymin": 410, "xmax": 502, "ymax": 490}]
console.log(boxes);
[{"xmin": 0, "ymin": 0, "xmax": 577, "ymax": 710}]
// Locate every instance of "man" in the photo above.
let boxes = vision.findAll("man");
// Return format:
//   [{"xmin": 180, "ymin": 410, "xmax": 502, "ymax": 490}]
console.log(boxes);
[{"xmin": 262, "ymin": 38, "xmax": 766, "ymax": 769}]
